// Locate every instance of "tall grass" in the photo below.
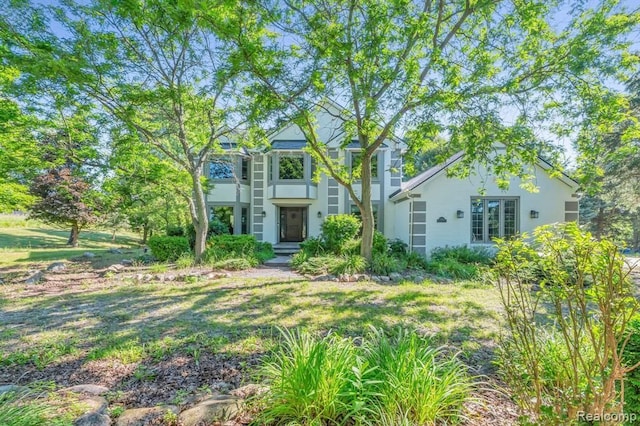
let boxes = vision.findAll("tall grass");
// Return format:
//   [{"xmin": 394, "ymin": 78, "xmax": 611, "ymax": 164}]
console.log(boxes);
[
  {"xmin": 0, "ymin": 392, "xmax": 51, "ymax": 426},
  {"xmin": 257, "ymin": 328, "xmax": 473, "ymax": 425}
]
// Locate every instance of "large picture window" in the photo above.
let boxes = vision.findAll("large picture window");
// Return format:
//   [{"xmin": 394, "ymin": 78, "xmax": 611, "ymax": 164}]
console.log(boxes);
[
  {"xmin": 350, "ymin": 152, "xmax": 378, "ymax": 179},
  {"xmin": 209, "ymin": 160, "xmax": 234, "ymax": 180},
  {"xmin": 278, "ymin": 154, "xmax": 305, "ymax": 180},
  {"xmin": 471, "ymin": 197, "xmax": 518, "ymax": 243}
]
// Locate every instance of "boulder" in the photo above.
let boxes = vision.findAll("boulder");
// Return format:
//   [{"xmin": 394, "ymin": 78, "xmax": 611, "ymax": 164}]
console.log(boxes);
[
  {"xmin": 47, "ymin": 262, "xmax": 67, "ymax": 272},
  {"xmin": 178, "ymin": 395, "xmax": 242, "ymax": 426},
  {"xmin": 83, "ymin": 252, "xmax": 96, "ymax": 259},
  {"xmin": 380, "ymin": 276, "xmax": 391, "ymax": 282},
  {"xmin": 115, "ymin": 406, "xmax": 178, "ymax": 426},
  {"xmin": 24, "ymin": 271, "xmax": 44, "ymax": 285},
  {"xmin": 120, "ymin": 259, "xmax": 134, "ymax": 266},
  {"xmin": 74, "ymin": 412, "xmax": 110, "ymax": 426},
  {"xmin": 62, "ymin": 384, "xmax": 109, "ymax": 396}
]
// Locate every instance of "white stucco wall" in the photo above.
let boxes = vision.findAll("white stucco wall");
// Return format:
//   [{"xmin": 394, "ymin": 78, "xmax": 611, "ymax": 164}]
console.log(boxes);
[{"xmin": 406, "ymin": 162, "xmax": 578, "ymax": 255}]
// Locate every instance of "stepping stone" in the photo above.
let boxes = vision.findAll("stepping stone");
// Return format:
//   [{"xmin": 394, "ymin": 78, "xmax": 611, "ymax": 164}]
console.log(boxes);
[
  {"xmin": 115, "ymin": 406, "xmax": 178, "ymax": 426},
  {"xmin": 178, "ymin": 395, "xmax": 242, "ymax": 426}
]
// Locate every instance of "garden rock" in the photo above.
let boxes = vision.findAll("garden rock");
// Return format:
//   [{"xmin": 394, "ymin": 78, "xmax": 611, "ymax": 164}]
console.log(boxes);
[
  {"xmin": 389, "ymin": 272, "xmax": 402, "ymax": 281},
  {"xmin": 178, "ymin": 395, "xmax": 242, "ymax": 426},
  {"xmin": 0, "ymin": 384, "xmax": 29, "ymax": 396},
  {"xmin": 231, "ymin": 384, "xmax": 269, "ymax": 399},
  {"xmin": 106, "ymin": 264, "xmax": 124, "ymax": 273},
  {"xmin": 24, "ymin": 270, "xmax": 44, "ymax": 284},
  {"xmin": 62, "ymin": 384, "xmax": 109, "ymax": 396},
  {"xmin": 380, "ymin": 276, "xmax": 391, "ymax": 282},
  {"xmin": 47, "ymin": 262, "xmax": 67, "ymax": 272},
  {"xmin": 115, "ymin": 406, "xmax": 178, "ymax": 426},
  {"xmin": 108, "ymin": 248, "xmax": 123, "ymax": 254},
  {"xmin": 120, "ymin": 259, "xmax": 134, "ymax": 266},
  {"xmin": 74, "ymin": 395, "xmax": 109, "ymax": 426},
  {"xmin": 83, "ymin": 252, "xmax": 96, "ymax": 258}
]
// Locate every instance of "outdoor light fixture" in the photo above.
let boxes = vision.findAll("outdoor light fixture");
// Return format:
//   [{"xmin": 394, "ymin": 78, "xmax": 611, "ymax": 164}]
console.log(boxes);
[
  {"xmin": 456, "ymin": 210, "xmax": 464, "ymax": 219},
  {"xmin": 530, "ymin": 210, "xmax": 539, "ymax": 219},
  {"xmin": 317, "ymin": 211, "xmax": 322, "ymax": 218},
  {"xmin": 262, "ymin": 210, "xmax": 267, "ymax": 218}
]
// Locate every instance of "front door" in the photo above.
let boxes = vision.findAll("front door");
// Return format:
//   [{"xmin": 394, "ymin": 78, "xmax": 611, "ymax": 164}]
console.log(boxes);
[{"xmin": 279, "ymin": 207, "xmax": 307, "ymax": 242}]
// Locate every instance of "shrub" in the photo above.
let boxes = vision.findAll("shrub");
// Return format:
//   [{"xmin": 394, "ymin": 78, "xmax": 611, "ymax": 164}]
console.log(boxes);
[
  {"xmin": 430, "ymin": 245, "xmax": 493, "ymax": 265},
  {"xmin": 255, "ymin": 242, "xmax": 275, "ymax": 263},
  {"xmin": 623, "ymin": 315, "xmax": 640, "ymax": 415},
  {"xmin": 147, "ymin": 236, "xmax": 191, "ymax": 262},
  {"xmin": 294, "ymin": 255, "xmax": 343, "ymax": 276},
  {"xmin": 175, "ymin": 252, "xmax": 195, "ymax": 269},
  {"xmin": 186, "ymin": 219, "xmax": 230, "ymax": 249},
  {"xmin": 329, "ymin": 255, "xmax": 367, "ymax": 275},
  {"xmin": 321, "ymin": 214, "xmax": 361, "ymax": 254},
  {"xmin": 165, "ymin": 225, "xmax": 185, "ymax": 237},
  {"xmin": 299, "ymin": 236, "xmax": 325, "ymax": 256},
  {"xmin": 257, "ymin": 328, "xmax": 472, "ymax": 426},
  {"xmin": 426, "ymin": 258, "xmax": 478, "ymax": 279},
  {"xmin": 494, "ymin": 223, "xmax": 639, "ymax": 423},
  {"xmin": 211, "ymin": 258, "xmax": 258, "ymax": 270},
  {"xmin": 387, "ymin": 238, "xmax": 408, "ymax": 256},
  {"xmin": 405, "ymin": 251, "xmax": 428, "ymax": 270},
  {"xmin": 372, "ymin": 230, "xmax": 388, "ymax": 255},
  {"xmin": 208, "ymin": 234, "xmax": 257, "ymax": 256},
  {"xmin": 370, "ymin": 252, "xmax": 407, "ymax": 275}
]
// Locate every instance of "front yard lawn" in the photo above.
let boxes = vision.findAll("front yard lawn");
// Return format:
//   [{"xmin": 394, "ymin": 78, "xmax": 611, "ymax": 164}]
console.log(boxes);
[{"xmin": 0, "ymin": 265, "xmax": 511, "ymax": 423}]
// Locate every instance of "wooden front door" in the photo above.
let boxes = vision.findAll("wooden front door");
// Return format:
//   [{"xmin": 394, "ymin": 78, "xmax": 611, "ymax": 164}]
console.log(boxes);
[{"xmin": 279, "ymin": 207, "xmax": 307, "ymax": 242}]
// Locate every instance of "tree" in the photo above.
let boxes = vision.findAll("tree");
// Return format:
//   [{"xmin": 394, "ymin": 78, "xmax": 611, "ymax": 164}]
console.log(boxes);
[
  {"xmin": 578, "ymin": 74, "xmax": 640, "ymax": 248},
  {"xmin": 0, "ymin": 0, "xmax": 254, "ymax": 262},
  {"xmin": 105, "ymin": 129, "xmax": 190, "ymax": 244},
  {"xmin": 29, "ymin": 167, "xmax": 99, "ymax": 246},
  {"xmin": 230, "ymin": 0, "xmax": 638, "ymax": 260}
]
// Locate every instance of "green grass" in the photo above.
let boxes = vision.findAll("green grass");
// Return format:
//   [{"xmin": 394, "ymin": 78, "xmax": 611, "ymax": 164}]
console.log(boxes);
[
  {"xmin": 0, "ymin": 274, "xmax": 502, "ymax": 371},
  {"xmin": 0, "ymin": 221, "xmax": 141, "ymax": 265}
]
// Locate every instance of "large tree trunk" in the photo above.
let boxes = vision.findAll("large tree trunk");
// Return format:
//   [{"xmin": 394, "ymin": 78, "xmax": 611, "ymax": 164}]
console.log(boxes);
[
  {"xmin": 359, "ymin": 154, "xmax": 375, "ymax": 261},
  {"xmin": 190, "ymin": 168, "xmax": 209, "ymax": 263},
  {"xmin": 67, "ymin": 222, "xmax": 79, "ymax": 247}
]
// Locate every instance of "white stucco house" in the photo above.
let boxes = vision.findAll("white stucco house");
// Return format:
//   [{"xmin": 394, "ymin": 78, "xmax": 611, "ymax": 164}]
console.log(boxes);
[{"xmin": 206, "ymin": 107, "xmax": 580, "ymax": 255}]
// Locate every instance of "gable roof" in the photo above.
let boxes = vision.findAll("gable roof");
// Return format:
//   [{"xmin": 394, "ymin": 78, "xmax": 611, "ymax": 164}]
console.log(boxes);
[{"xmin": 389, "ymin": 151, "xmax": 579, "ymax": 201}]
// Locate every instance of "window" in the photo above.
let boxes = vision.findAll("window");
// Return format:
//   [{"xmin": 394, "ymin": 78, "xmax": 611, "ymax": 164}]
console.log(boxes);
[
  {"xmin": 278, "ymin": 154, "xmax": 304, "ymax": 180},
  {"xmin": 241, "ymin": 158, "xmax": 249, "ymax": 180},
  {"xmin": 350, "ymin": 203, "xmax": 380, "ymax": 230},
  {"xmin": 351, "ymin": 152, "xmax": 378, "ymax": 179},
  {"xmin": 209, "ymin": 159, "xmax": 234, "ymax": 180},
  {"xmin": 471, "ymin": 198, "xmax": 518, "ymax": 243}
]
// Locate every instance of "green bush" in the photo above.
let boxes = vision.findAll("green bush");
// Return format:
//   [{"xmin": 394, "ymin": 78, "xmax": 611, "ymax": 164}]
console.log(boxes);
[
  {"xmin": 186, "ymin": 218, "xmax": 230, "ymax": 249},
  {"xmin": 255, "ymin": 242, "xmax": 275, "ymax": 263},
  {"xmin": 321, "ymin": 214, "xmax": 361, "ymax": 254},
  {"xmin": 430, "ymin": 245, "xmax": 493, "ymax": 265},
  {"xmin": 372, "ymin": 230, "xmax": 388, "ymax": 255},
  {"xmin": 405, "ymin": 251, "xmax": 428, "ymax": 270},
  {"xmin": 148, "ymin": 236, "xmax": 191, "ymax": 262},
  {"xmin": 330, "ymin": 255, "xmax": 367, "ymax": 275},
  {"xmin": 257, "ymin": 328, "xmax": 472, "ymax": 425},
  {"xmin": 165, "ymin": 225, "xmax": 185, "ymax": 236},
  {"xmin": 211, "ymin": 257, "xmax": 258, "ymax": 270},
  {"xmin": 623, "ymin": 315, "xmax": 640, "ymax": 416},
  {"xmin": 175, "ymin": 252, "xmax": 195, "ymax": 269},
  {"xmin": 426, "ymin": 258, "xmax": 478, "ymax": 279},
  {"xmin": 370, "ymin": 252, "xmax": 407, "ymax": 275},
  {"xmin": 387, "ymin": 238, "xmax": 408, "ymax": 256},
  {"xmin": 294, "ymin": 255, "xmax": 343, "ymax": 275},
  {"xmin": 299, "ymin": 236, "xmax": 325, "ymax": 256},
  {"xmin": 208, "ymin": 234, "xmax": 257, "ymax": 256}
]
